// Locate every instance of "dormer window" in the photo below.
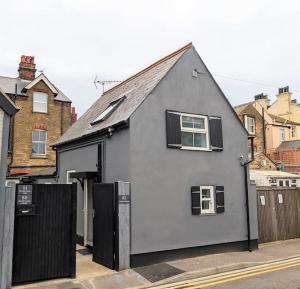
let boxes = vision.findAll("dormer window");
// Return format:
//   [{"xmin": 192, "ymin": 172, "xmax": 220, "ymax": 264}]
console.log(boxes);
[
  {"xmin": 244, "ymin": 115, "xmax": 255, "ymax": 135},
  {"xmin": 91, "ymin": 96, "xmax": 125, "ymax": 125},
  {"xmin": 33, "ymin": 92, "xmax": 48, "ymax": 113}
]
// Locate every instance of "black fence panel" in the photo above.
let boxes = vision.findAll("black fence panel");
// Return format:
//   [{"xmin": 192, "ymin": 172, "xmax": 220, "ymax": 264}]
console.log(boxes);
[
  {"xmin": 12, "ymin": 183, "xmax": 77, "ymax": 284},
  {"xmin": 93, "ymin": 183, "xmax": 116, "ymax": 269}
]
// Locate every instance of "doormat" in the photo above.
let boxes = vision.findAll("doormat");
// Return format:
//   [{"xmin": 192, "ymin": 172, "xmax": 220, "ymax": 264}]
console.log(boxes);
[
  {"xmin": 133, "ymin": 263, "xmax": 185, "ymax": 283},
  {"xmin": 77, "ymin": 247, "xmax": 92, "ymax": 256}
]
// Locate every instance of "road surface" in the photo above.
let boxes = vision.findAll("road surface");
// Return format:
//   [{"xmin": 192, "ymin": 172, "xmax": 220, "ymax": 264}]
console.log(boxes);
[{"xmin": 150, "ymin": 256, "xmax": 300, "ymax": 289}]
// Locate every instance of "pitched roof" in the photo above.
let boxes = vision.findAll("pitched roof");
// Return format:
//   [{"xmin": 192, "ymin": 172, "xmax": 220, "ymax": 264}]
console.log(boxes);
[
  {"xmin": 53, "ymin": 43, "xmax": 193, "ymax": 146},
  {"xmin": 0, "ymin": 74, "xmax": 71, "ymax": 102},
  {"xmin": 0, "ymin": 88, "xmax": 19, "ymax": 116},
  {"xmin": 234, "ymin": 101, "xmax": 254, "ymax": 115},
  {"xmin": 234, "ymin": 101, "xmax": 300, "ymax": 126},
  {"xmin": 23, "ymin": 73, "xmax": 58, "ymax": 94},
  {"xmin": 268, "ymin": 114, "xmax": 300, "ymax": 125},
  {"xmin": 250, "ymin": 169, "xmax": 300, "ymax": 178},
  {"xmin": 277, "ymin": 140, "xmax": 300, "ymax": 150}
]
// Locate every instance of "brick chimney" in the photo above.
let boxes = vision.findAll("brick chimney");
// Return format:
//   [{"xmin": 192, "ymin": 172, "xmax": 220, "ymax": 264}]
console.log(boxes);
[
  {"xmin": 71, "ymin": 107, "xmax": 77, "ymax": 125},
  {"xmin": 277, "ymin": 86, "xmax": 292, "ymax": 102},
  {"xmin": 254, "ymin": 93, "xmax": 270, "ymax": 109},
  {"xmin": 18, "ymin": 55, "xmax": 36, "ymax": 81}
]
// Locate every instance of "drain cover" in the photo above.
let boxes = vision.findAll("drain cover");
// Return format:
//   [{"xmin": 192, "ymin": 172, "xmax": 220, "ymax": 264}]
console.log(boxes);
[{"xmin": 134, "ymin": 263, "xmax": 184, "ymax": 282}]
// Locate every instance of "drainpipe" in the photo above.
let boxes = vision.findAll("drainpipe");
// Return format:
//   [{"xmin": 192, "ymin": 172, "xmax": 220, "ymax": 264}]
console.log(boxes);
[
  {"xmin": 262, "ymin": 109, "xmax": 267, "ymax": 154},
  {"xmin": 8, "ymin": 84, "xmax": 17, "ymax": 173},
  {"xmin": 240, "ymin": 137, "xmax": 255, "ymax": 252},
  {"xmin": 60, "ymin": 102, "xmax": 64, "ymax": 135}
]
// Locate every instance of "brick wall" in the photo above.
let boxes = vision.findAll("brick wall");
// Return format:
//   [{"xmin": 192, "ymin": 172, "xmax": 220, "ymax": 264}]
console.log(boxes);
[
  {"xmin": 9, "ymin": 80, "xmax": 72, "ymax": 175},
  {"xmin": 267, "ymin": 149, "xmax": 300, "ymax": 173},
  {"xmin": 237, "ymin": 105, "xmax": 265, "ymax": 153}
]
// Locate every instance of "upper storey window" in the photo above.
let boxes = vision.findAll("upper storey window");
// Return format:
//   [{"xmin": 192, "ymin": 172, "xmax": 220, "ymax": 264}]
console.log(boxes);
[
  {"xmin": 33, "ymin": 92, "xmax": 48, "ymax": 113},
  {"xmin": 181, "ymin": 114, "xmax": 209, "ymax": 150},
  {"xmin": 244, "ymin": 115, "xmax": 255, "ymax": 135}
]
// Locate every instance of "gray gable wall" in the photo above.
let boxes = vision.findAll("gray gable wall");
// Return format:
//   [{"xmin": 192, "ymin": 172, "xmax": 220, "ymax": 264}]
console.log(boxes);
[
  {"xmin": 129, "ymin": 47, "xmax": 257, "ymax": 254},
  {"xmin": 56, "ymin": 45, "xmax": 257, "ymax": 256}
]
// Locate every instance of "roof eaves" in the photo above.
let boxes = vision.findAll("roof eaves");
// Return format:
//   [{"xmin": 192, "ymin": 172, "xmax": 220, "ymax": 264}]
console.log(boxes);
[
  {"xmin": 0, "ymin": 87, "xmax": 19, "ymax": 115},
  {"xmin": 23, "ymin": 73, "xmax": 59, "ymax": 94}
]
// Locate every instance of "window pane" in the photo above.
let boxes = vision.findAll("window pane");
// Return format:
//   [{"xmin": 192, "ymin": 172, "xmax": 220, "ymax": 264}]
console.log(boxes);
[
  {"xmin": 39, "ymin": 131, "xmax": 46, "ymax": 141},
  {"xmin": 202, "ymin": 189, "xmax": 211, "ymax": 198},
  {"xmin": 194, "ymin": 133, "xmax": 207, "ymax": 148},
  {"xmin": 38, "ymin": 143, "xmax": 45, "ymax": 155},
  {"xmin": 193, "ymin": 117, "xmax": 205, "ymax": 129},
  {"xmin": 182, "ymin": 116, "xmax": 193, "ymax": 128},
  {"xmin": 33, "ymin": 102, "xmax": 47, "ymax": 113},
  {"xmin": 182, "ymin": 132, "xmax": 193, "ymax": 147},
  {"xmin": 202, "ymin": 200, "xmax": 210, "ymax": 210},
  {"xmin": 32, "ymin": 143, "xmax": 38, "ymax": 154},
  {"xmin": 33, "ymin": 92, "xmax": 47, "ymax": 102},
  {"xmin": 32, "ymin": 131, "xmax": 39, "ymax": 142}
]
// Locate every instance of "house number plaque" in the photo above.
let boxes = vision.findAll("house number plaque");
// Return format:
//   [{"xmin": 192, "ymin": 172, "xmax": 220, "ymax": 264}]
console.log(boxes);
[{"xmin": 17, "ymin": 185, "xmax": 33, "ymax": 205}]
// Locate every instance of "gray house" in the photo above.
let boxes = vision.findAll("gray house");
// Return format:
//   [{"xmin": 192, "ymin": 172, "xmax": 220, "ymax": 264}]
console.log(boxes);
[
  {"xmin": 53, "ymin": 43, "xmax": 258, "ymax": 266},
  {"xmin": 0, "ymin": 88, "xmax": 19, "ymax": 288}
]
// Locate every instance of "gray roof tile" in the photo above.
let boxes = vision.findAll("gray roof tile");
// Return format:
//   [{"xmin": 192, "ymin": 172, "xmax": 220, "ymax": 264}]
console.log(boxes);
[
  {"xmin": 54, "ymin": 43, "xmax": 192, "ymax": 146},
  {"xmin": 0, "ymin": 75, "xmax": 71, "ymax": 102},
  {"xmin": 277, "ymin": 140, "xmax": 300, "ymax": 150}
]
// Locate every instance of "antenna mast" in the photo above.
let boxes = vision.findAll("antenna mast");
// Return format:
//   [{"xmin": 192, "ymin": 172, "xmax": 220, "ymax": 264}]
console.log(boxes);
[{"xmin": 94, "ymin": 76, "xmax": 121, "ymax": 93}]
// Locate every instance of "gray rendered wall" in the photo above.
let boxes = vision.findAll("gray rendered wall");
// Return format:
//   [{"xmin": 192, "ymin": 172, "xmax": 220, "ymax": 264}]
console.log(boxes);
[
  {"xmin": 0, "ymin": 112, "xmax": 14, "ymax": 289},
  {"xmin": 129, "ymin": 47, "xmax": 258, "ymax": 254},
  {"xmin": 58, "ymin": 143, "xmax": 98, "ymax": 237},
  {"xmin": 57, "ymin": 128, "xmax": 130, "ymax": 237}
]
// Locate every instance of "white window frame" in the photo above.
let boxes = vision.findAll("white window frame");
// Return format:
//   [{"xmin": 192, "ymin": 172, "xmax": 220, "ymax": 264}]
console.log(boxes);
[
  {"xmin": 277, "ymin": 179, "xmax": 290, "ymax": 187},
  {"xmin": 291, "ymin": 126, "xmax": 296, "ymax": 138},
  {"xmin": 244, "ymin": 115, "xmax": 255, "ymax": 135},
  {"xmin": 279, "ymin": 128, "xmax": 285, "ymax": 142},
  {"xmin": 66, "ymin": 170, "xmax": 76, "ymax": 184},
  {"xmin": 180, "ymin": 113, "xmax": 210, "ymax": 151},
  {"xmin": 33, "ymin": 92, "xmax": 48, "ymax": 113},
  {"xmin": 200, "ymin": 186, "xmax": 215, "ymax": 214},
  {"xmin": 32, "ymin": 129, "xmax": 47, "ymax": 156}
]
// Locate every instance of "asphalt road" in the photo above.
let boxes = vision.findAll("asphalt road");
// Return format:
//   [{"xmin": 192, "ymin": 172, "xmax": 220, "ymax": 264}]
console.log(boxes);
[
  {"xmin": 202, "ymin": 265, "xmax": 300, "ymax": 289},
  {"xmin": 152, "ymin": 256, "xmax": 300, "ymax": 289}
]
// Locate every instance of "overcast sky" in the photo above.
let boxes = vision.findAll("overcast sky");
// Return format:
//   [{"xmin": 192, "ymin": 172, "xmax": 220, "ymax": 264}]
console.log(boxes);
[{"xmin": 1, "ymin": 0, "xmax": 300, "ymax": 115}]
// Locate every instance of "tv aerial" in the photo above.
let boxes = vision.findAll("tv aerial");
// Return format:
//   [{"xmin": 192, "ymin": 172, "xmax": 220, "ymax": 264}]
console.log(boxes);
[{"xmin": 94, "ymin": 76, "xmax": 121, "ymax": 93}]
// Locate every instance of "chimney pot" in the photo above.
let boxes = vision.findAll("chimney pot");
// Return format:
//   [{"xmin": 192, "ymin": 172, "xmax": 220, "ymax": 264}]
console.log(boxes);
[
  {"xmin": 279, "ymin": 86, "xmax": 290, "ymax": 94},
  {"xmin": 254, "ymin": 93, "xmax": 267, "ymax": 101},
  {"xmin": 18, "ymin": 55, "xmax": 36, "ymax": 81}
]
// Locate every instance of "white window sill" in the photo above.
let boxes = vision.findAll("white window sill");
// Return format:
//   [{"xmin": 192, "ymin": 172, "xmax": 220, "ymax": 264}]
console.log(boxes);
[
  {"xmin": 181, "ymin": 146, "xmax": 211, "ymax": 151},
  {"xmin": 200, "ymin": 212, "xmax": 216, "ymax": 216},
  {"xmin": 32, "ymin": 111, "xmax": 48, "ymax": 114},
  {"xmin": 31, "ymin": 154, "xmax": 47, "ymax": 159}
]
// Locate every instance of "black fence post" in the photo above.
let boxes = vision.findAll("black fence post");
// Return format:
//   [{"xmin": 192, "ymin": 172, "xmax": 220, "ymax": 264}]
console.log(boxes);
[{"xmin": 70, "ymin": 183, "xmax": 77, "ymax": 278}]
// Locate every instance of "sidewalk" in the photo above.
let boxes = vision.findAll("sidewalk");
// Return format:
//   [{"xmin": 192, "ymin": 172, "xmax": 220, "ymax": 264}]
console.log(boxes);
[{"xmin": 14, "ymin": 239, "xmax": 300, "ymax": 289}]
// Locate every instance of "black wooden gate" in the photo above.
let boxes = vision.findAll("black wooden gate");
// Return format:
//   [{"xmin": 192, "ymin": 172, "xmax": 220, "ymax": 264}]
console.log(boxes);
[
  {"xmin": 12, "ymin": 183, "xmax": 77, "ymax": 284},
  {"xmin": 93, "ymin": 183, "xmax": 117, "ymax": 269}
]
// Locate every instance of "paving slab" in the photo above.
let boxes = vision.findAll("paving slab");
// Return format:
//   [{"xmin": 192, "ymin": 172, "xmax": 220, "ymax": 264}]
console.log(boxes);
[{"xmin": 13, "ymin": 239, "xmax": 300, "ymax": 289}]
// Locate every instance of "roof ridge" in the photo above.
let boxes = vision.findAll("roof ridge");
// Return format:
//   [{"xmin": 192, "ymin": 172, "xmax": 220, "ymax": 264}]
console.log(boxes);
[
  {"xmin": 103, "ymin": 42, "xmax": 193, "ymax": 96},
  {"xmin": 234, "ymin": 101, "xmax": 254, "ymax": 109},
  {"xmin": 0, "ymin": 75, "xmax": 25, "ymax": 81}
]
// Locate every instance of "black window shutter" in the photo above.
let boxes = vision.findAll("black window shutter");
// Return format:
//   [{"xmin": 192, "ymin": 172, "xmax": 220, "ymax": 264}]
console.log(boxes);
[
  {"xmin": 209, "ymin": 117, "xmax": 223, "ymax": 151},
  {"xmin": 216, "ymin": 186, "xmax": 225, "ymax": 213},
  {"xmin": 191, "ymin": 186, "xmax": 201, "ymax": 215},
  {"xmin": 166, "ymin": 110, "xmax": 182, "ymax": 148}
]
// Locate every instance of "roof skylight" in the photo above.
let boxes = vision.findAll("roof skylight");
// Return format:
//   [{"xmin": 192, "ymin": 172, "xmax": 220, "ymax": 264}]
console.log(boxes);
[{"xmin": 91, "ymin": 96, "xmax": 125, "ymax": 125}]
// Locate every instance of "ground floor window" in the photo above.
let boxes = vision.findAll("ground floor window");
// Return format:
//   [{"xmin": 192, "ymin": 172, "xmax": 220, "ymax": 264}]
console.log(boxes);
[{"xmin": 200, "ymin": 186, "xmax": 215, "ymax": 214}]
